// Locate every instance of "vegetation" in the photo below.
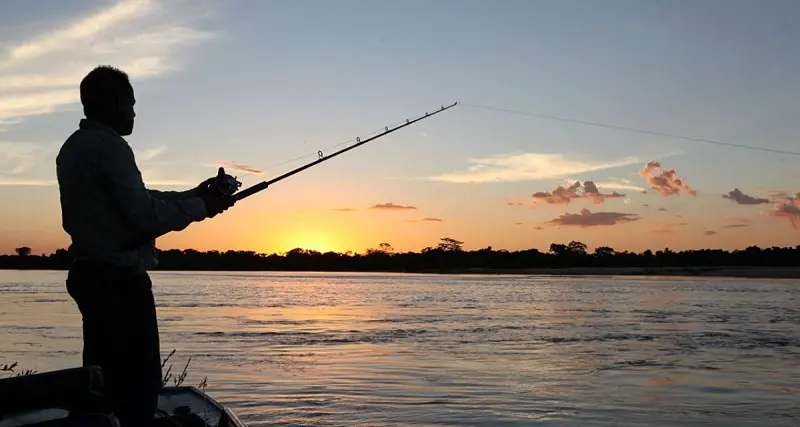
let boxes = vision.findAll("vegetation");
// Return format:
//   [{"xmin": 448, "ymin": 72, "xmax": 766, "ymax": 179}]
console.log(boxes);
[
  {"xmin": 2, "ymin": 350, "xmax": 207, "ymax": 390},
  {"xmin": 2, "ymin": 238, "xmax": 800, "ymax": 274},
  {"xmin": 1, "ymin": 362, "xmax": 36, "ymax": 378}
]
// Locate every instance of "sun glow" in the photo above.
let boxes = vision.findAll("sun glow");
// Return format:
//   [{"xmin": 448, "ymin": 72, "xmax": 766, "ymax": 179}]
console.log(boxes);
[{"xmin": 280, "ymin": 229, "xmax": 344, "ymax": 254}]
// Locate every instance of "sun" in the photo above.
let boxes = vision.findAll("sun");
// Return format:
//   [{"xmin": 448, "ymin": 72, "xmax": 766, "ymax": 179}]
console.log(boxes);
[{"xmin": 281, "ymin": 229, "xmax": 343, "ymax": 253}]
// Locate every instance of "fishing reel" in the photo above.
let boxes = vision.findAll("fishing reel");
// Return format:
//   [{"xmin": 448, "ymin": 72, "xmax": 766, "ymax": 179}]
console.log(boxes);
[{"xmin": 209, "ymin": 167, "xmax": 242, "ymax": 197}]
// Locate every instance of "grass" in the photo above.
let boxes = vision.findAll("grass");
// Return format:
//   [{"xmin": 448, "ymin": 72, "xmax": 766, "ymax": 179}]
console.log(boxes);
[
  {"xmin": 2, "ymin": 349, "xmax": 209, "ymax": 391},
  {"xmin": 161, "ymin": 348, "xmax": 208, "ymax": 389}
]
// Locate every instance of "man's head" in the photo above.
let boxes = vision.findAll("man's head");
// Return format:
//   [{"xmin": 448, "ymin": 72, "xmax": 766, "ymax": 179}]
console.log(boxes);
[{"xmin": 80, "ymin": 65, "xmax": 136, "ymax": 136}]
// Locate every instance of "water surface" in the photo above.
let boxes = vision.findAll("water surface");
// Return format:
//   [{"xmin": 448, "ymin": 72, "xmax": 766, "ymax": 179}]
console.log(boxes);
[{"xmin": 1, "ymin": 270, "xmax": 798, "ymax": 426}]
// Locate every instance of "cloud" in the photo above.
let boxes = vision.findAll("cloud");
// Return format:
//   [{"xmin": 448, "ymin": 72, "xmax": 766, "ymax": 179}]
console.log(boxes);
[
  {"xmin": 638, "ymin": 161, "xmax": 696, "ymax": 197},
  {"xmin": 427, "ymin": 152, "xmax": 640, "ymax": 183},
  {"xmin": 220, "ymin": 161, "xmax": 263, "ymax": 175},
  {"xmin": 723, "ymin": 223, "xmax": 750, "ymax": 228},
  {"xmin": 0, "ymin": 0, "xmax": 216, "ymax": 123},
  {"xmin": 0, "ymin": 142, "xmax": 41, "ymax": 175},
  {"xmin": 764, "ymin": 190, "xmax": 800, "ymax": 228},
  {"xmin": 722, "ymin": 188, "xmax": 769, "ymax": 205},
  {"xmin": 658, "ymin": 207, "xmax": 667, "ymax": 211},
  {"xmin": 531, "ymin": 180, "xmax": 626, "ymax": 205},
  {"xmin": 703, "ymin": 230, "xmax": 717, "ymax": 236},
  {"xmin": 135, "ymin": 146, "xmax": 167, "ymax": 161},
  {"xmin": 370, "ymin": 203, "xmax": 417, "ymax": 211},
  {"xmin": 546, "ymin": 209, "xmax": 640, "ymax": 228},
  {"xmin": 593, "ymin": 179, "xmax": 647, "ymax": 192},
  {"xmin": 651, "ymin": 221, "xmax": 689, "ymax": 234},
  {"xmin": 0, "ymin": 141, "xmax": 62, "ymax": 186},
  {"xmin": 332, "ymin": 208, "xmax": 355, "ymax": 212},
  {"xmin": 408, "ymin": 217, "xmax": 444, "ymax": 223},
  {"xmin": 0, "ymin": 178, "xmax": 56, "ymax": 186}
]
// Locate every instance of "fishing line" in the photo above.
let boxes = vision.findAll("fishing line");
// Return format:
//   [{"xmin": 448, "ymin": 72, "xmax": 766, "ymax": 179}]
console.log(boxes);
[
  {"xmin": 461, "ymin": 102, "xmax": 800, "ymax": 156},
  {"xmin": 233, "ymin": 118, "xmax": 420, "ymax": 180}
]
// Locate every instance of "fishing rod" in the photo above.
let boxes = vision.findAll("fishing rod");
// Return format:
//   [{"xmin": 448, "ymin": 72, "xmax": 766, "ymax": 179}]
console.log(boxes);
[
  {"xmin": 122, "ymin": 102, "xmax": 458, "ymax": 249},
  {"xmin": 216, "ymin": 101, "xmax": 459, "ymax": 201}
]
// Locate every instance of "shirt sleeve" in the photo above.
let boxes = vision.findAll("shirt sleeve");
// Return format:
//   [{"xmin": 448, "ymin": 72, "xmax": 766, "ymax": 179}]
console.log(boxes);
[
  {"xmin": 99, "ymin": 137, "xmax": 207, "ymax": 237},
  {"xmin": 148, "ymin": 188, "xmax": 197, "ymax": 201}
]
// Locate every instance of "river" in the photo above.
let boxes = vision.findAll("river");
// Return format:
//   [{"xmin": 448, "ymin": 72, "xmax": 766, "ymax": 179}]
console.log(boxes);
[{"xmin": 1, "ymin": 270, "xmax": 798, "ymax": 426}]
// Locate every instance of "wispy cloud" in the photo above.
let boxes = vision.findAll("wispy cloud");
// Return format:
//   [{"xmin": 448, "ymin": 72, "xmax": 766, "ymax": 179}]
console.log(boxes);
[
  {"xmin": 722, "ymin": 223, "xmax": 750, "ymax": 228},
  {"xmin": 651, "ymin": 220, "xmax": 689, "ymax": 234},
  {"xmin": 0, "ymin": 142, "xmax": 41, "ymax": 175},
  {"xmin": 0, "ymin": 141, "xmax": 62, "ymax": 186},
  {"xmin": 722, "ymin": 188, "xmax": 770, "ymax": 205},
  {"xmin": 592, "ymin": 178, "xmax": 647, "ymax": 192},
  {"xmin": 0, "ymin": 0, "xmax": 216, "ymax": 123},
  {"xmin": 0, "ymin": 178, "xmax": 56, "ymax": 186},
  {"xmin": 427, "ymin": 152, "xmax": 640, "ymax": 183},
  {"xmin": 136, "ymin": 145, "xmax": 167, "ymax": 161},
  {"xmin": 219, "ymin": 161, "xmax": 264, "ymax": 175},
  {"xmin": 546, "ymin": 209, "xmax": 640, "ymax": 228},
  {"xmin": 407, "ymin": 217, "xmax": 443, "ymax": 223},
  {"xmin": 703, "ymin": 230, "xmax": 717, "ymax": 236},
  {"xmin": 370, "ymin": 203, "xmax": 417, "ymax": 211}
]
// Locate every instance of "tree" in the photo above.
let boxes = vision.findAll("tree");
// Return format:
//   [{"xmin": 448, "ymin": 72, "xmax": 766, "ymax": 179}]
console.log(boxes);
[
  {"xmin": 567, "ymin": 241, "xmax": 587, "ymax": 255},
  {"xmin": 14, "ymin": 247, "xmax": 31, "ymax": 257},
  {"xmin": 594, "ymin": 246, "xmax": 615, "ymax": 257},
  {"xmin": 436, "ymin": 237, "xmax": 463, "ymax": 252},
  {"xmin": 549, "ymin": 243, "xmax": 568, "ymax": 256},
  {"xmin": 379, "ymin": 242, "xmax": 394, "ymax": 254}
]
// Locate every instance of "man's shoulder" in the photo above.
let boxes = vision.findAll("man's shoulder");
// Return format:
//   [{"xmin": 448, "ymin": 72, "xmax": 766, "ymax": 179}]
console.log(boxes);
[{"xmin": 60, "ymin": 123, "xmax": 131, "ymax": 160}]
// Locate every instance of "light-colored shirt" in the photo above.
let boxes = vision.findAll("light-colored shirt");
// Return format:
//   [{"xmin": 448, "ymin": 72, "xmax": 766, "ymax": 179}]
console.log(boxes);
[{"xmin": 56, "ymin": 118, "xmax": 207, "ymax": 272}]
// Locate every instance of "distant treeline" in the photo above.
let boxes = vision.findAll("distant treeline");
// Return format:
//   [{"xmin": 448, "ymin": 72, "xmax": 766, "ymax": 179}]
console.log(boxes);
[{"xmin": 2, "ymin": 238, "xmax": 799, "ymax": 272}]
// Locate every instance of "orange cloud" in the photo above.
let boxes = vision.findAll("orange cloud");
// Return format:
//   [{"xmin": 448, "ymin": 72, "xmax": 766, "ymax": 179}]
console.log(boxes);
[
  {"xmin": 638, "ymin": 161, "xmax": 696, "ymax": 197},
  {"xmin": 531, "ymin": 180, "xmax": 626, "ymax": 205},
  {"xmin": 421, "ymin": 217, "xmax": 443, "ymax": 222},
  {"xmin": 371, "ymin": 202, "xmax": 417, "ymax": 210},
  {"xmin": 722, "ymin": 189, "xmax": 769, "ymax": 205},
  {"xmin": 221, "ymin": 161, "xmax": 263, "ymax": 175},
  {"xmin": 703, "ymin": 230, "xmax": 717, "ymax": 236},
  {"xmin": 333, "ymin": 208, "xmax": 355, "ymax": 212},
  {"xmin": 546, "ymin": 209, "xmax": 640, "ymax": 228},
  {"xmin": 765, "ymin": 190, "xmax": 800, "ymax": 228}
]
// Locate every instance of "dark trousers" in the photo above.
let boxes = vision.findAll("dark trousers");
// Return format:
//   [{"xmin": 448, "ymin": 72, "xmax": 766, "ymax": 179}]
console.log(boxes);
[{"xmin": 66, "ymin": 262, "xmax": 162, "ymax": 427}]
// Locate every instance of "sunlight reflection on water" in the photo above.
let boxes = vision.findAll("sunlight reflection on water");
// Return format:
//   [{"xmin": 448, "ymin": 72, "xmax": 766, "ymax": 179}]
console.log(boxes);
[{"xmin": 1, "ymin": 270, "xmax": 799, "ymax": 426}]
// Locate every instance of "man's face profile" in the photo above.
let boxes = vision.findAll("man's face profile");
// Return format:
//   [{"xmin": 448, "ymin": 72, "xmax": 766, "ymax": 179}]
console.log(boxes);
[{"xmin": 115, "ymin": 87, "xmax": 136, "ymax": 136}]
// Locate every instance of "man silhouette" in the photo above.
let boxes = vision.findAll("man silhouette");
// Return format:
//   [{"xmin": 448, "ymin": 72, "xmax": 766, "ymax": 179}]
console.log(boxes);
[{"xmin": 56, "ymin": 65, "xmax": 235, "ymax": 426}]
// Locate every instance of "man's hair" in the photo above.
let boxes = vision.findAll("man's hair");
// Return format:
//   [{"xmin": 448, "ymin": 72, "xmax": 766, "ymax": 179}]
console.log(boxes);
[{"xmin": 80, "ymin": 65, "xmax": 132, "ymax": 118}]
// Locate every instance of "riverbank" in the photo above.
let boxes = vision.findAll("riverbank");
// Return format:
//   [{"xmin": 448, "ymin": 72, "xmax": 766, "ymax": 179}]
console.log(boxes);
[
  {"xmin": 3, "ymin": 265, "xmax": 800, "ymax": 279},
  {"xmin": 435, "ymin": 266, "xmax": 800, "ymax": 278}
]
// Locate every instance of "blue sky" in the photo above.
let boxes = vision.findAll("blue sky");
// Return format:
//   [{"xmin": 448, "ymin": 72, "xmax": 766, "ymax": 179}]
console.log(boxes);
[{"xmin": 1, "ymin": 0, "xmax": 799, "ymax": 254}]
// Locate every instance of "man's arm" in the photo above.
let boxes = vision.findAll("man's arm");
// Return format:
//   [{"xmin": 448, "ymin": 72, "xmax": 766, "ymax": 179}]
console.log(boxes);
[
  {"xmin": 99, "ymin": 138, "xmax": 207, "ymax": 238},
  {"xmin": 149, "ymin": 175, "xmax": 216, "ymax": 201},
  {"xmin": 148, "ymin": 188, "xmax": 197, "ymax": 201}
]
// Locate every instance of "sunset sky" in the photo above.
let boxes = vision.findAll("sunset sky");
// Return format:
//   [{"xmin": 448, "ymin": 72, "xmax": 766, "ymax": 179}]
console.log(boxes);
[{"xmin": 2, "ymin": 0, "xmax": 799, "ymax": 256}]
